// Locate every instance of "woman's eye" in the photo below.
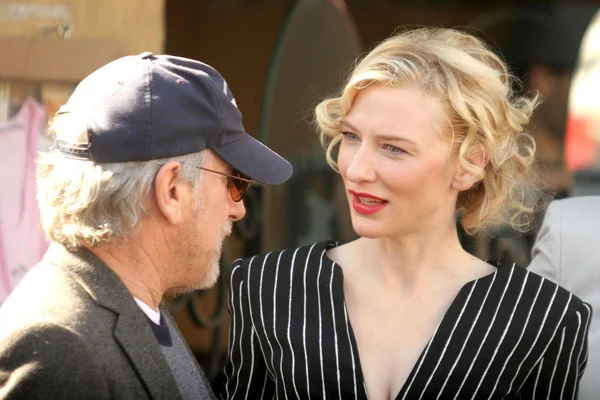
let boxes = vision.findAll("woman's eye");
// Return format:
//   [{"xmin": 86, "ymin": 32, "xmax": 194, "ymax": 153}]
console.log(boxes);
[
  {"xmin": 341, "ymin": 132, "xmax": 359, "ymax": 141},
  {"xmin": 385, "ymin": 144, "xmax": 404, "ymax": 154}
]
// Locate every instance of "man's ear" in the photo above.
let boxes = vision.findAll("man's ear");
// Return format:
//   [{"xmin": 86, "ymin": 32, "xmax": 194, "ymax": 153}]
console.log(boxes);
[
  {"xmin": 452, "ymin": 145, "xmax": 489, "ymax": 192},
  {"xmin": 154, "ymin": 161, "xmax": 186, "ymax": 225},
  {"xmin": 528, "ymin": 64, "xmax": 555, "ymax": 97}
]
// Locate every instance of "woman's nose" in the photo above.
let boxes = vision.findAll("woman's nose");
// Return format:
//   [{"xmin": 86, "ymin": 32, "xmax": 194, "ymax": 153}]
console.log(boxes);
[{"xmin": 343, "ymin": 145, "xmax": 377, "ymax": 183}]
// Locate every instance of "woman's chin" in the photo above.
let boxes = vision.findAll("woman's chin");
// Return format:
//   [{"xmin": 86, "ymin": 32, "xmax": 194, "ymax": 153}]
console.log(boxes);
[{"xmin": 351, "ymin": 223, "xmax": 386, "ymax": 239}]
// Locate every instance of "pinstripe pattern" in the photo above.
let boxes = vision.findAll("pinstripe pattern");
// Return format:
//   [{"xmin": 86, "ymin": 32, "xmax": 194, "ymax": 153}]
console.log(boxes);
[{"xmin": 220, "ymin": 240, "xmax": 591, "ymax": 399}]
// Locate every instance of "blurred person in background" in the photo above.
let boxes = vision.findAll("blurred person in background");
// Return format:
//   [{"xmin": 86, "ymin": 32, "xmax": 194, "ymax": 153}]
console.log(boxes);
[
  {"xmin": 220, "ymin": 28, "xmax": 591, "ymax": 400},
  {"xmin": 529, "ymin": 196, "xmax": 600, "ymax": 400},
  {"xmin": 527, "ymin": 9, "xmax": 600, "ymax": 400},
  {"xmin": 0, "ymin": 52, "xmax": 292, "ymax": 399},
  {"xmin": 501, "ymin": 4, "xmax": 597, "ymax": 198}
]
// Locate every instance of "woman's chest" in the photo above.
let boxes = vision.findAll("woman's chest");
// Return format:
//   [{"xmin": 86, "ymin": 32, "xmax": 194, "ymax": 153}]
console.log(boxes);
[{"xmin": 344, "ymin": 284, "xmax": 460, "ymax": 399}]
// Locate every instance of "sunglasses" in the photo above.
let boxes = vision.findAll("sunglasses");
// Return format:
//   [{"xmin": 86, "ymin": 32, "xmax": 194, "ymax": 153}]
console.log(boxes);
[{"xmin": 196, "ymin": 167, "xmax": 254, "ymax": 202}]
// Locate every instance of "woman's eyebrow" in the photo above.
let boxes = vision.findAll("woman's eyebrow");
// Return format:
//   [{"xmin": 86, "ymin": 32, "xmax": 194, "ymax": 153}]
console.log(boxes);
[{"xmin": 342, "ymin": 120, "xmax": 416, "ymax": 145}]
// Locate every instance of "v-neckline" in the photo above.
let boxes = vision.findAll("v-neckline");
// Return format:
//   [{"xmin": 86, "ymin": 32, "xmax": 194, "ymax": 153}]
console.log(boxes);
[{"xmin": 322, "ymin": 240, "xmax": 505, "ymax": 400}]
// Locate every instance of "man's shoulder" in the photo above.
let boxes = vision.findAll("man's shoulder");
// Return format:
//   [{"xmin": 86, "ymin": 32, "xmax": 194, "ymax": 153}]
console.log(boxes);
[
  {"xmin": 0, "ymin": 319, "xmax": 112, "ymax": 398},
  {"xmin": 0, "ymin": 259, "xmax": 114, "ymax": 340},
  {"xmin": 0, "ymin": 270, "xmax": 104, "ymax": 378},
  {"xmin": 554, "ymin": 195, "xmax": 600, "ymax": 207},
  {"xmin": 0, "ymin": 319, "xmax": 87, "ymax": 356},
  {"xmin": 537, "ymin": 196, "xmax": 600, "ymax": 245},
  {"xmin": 548, "ymin": 196, "xmax": 600, "ymax": 220}
]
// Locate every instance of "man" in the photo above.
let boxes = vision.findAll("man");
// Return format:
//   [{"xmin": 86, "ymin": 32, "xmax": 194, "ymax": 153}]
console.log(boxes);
[
  {"xmin": 529, "ymin": 196, "xmax": 599, "ymax": 400},
  {"xmin": 503, "ymin": 4, "xmax": 597, "ymax": 197},
  {"xmin": 0, "ymin": 52, "xmax": 292, "ymax": 399}
]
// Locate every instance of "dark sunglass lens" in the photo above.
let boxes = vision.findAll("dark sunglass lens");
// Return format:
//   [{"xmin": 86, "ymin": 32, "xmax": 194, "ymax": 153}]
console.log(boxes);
[
  {"xmin": 230, "ymin": 181, "xmax": 241, "ymax": 201},
  {"xmin": 233, "ymin": 180, "xmax": 249, "ymax": 200},
  {"xmin": 230, "ymin": 171, "xmax": 250, "ymax": 202}
]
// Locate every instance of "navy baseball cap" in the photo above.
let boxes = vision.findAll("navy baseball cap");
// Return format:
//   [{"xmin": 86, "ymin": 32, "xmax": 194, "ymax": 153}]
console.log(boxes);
[{"xmin": 55, "ymin": 51, "xmax": 293, "ymax": 185}]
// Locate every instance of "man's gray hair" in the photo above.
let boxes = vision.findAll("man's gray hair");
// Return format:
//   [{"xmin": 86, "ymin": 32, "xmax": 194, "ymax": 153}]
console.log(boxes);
[{"xmin": 37, "ymin": 114, "xmax": 207, "ymax": 249}]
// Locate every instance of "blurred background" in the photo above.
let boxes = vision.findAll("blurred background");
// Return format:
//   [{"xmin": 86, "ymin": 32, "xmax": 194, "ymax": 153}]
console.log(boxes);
[{"xmin": 1, "ymin": 0, "xmax": 600, "ymax": 389}]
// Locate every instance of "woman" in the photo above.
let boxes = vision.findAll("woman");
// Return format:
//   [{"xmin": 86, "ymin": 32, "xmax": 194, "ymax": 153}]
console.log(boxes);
[{"xmin": 220, "ymin": 28, "xmax": 591, "ymax": 399}]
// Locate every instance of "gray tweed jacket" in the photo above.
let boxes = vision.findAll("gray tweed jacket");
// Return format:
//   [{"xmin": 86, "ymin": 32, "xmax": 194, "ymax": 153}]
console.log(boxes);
[{"xmin": 0, "ymin": 243, "xmax": 214, "ymax": 399}]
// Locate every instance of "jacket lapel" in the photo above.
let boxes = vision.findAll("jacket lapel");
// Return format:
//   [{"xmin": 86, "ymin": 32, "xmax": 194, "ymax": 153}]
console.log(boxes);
[
  {"xmin": 45, "ymin": 243, "xmax": 183, "ymax": 400},
  {"xmin": 113, "ymin": 308, "xmax": 183, "ymax": 399}
]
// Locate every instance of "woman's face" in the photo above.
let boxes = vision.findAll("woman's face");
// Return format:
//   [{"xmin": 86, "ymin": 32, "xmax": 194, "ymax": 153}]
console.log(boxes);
[{"xmin": 338, "ymin": 83, "xmax": 463, "ymax": 239}]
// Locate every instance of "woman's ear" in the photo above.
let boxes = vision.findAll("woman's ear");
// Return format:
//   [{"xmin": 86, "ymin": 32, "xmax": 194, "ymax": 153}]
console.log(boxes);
[{"xmin": 452, "ymin": 145, "xmax": 489, "ymax": 191}]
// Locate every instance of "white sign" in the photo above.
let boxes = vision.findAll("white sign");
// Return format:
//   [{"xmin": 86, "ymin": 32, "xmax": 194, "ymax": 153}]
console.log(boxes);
[{"xmin": 0, "ymin": 3, "xmax": 70, "ymax": 21}]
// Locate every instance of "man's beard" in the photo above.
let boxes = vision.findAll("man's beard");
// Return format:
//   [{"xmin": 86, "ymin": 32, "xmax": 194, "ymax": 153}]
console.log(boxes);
[
  {"xmin": 168, "ymin": 220, "xmax": 233, "ymax": 297},
  {"xmin": 197, "ymin": 220, "xmax": 233, "ymax": 290}
]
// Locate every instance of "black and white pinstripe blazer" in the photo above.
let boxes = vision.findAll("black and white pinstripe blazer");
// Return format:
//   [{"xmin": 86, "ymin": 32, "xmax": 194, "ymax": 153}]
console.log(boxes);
[{"xmin": 220, "ymin": 240, "xmax": 591, "ymax": 399}]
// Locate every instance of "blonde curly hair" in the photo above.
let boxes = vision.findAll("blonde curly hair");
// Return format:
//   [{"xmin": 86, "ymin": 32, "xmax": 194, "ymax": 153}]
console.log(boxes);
[{"xmin": 315, "ymin": 27, "xmax": 543, "ymax": 235}]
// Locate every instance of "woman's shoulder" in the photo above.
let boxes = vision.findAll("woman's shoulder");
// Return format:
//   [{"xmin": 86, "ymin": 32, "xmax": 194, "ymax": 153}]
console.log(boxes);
[
  {"xmin": 494, "ymin": 261, "xmax": 591, "ymax": 329},
  {"xmin": 231, "ymin": 239, "xmax": 338, "ymax": 275},
  {"xmin": 512, "ymin": 262, "xmax": 587, "ymax": 305}
]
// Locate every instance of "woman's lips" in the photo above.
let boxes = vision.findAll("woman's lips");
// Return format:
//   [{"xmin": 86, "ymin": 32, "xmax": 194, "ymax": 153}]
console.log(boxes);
[{"xmin": 349, "ymin": 190, "xmax": 388, "ymax": 215}]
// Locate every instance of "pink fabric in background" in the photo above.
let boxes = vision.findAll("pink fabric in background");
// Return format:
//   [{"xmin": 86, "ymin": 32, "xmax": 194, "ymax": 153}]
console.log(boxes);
[{"xmin": 0, "ymin": 98, "xmax": 48, "ymax": 305}]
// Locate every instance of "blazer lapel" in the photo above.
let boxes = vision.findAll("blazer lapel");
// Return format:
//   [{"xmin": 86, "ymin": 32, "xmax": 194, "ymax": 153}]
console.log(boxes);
[
  {"xmin": 113, "ymin": 308, "xmax": 182, "ymax": 400},
  {"xmin": 45, "ymin": 243, "xmax": 183, "ymax": 400}
]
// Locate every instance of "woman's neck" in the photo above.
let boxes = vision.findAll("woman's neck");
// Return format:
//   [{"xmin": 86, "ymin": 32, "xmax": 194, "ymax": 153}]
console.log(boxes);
[{"xmin": 339, "ymin": 226, "xmax": 485, "ymax": 295}]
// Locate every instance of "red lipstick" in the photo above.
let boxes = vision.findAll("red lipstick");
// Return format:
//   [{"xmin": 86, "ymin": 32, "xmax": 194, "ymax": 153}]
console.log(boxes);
[{"xmin": 348, "ymin": 190, "xmax": 388, "ymax": 215}]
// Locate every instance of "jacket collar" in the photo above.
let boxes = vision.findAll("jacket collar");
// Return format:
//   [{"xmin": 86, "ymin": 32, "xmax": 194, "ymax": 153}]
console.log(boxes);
[{"xmin": 44, "ymin": 243, "xmax": 183, "ymax": 400}]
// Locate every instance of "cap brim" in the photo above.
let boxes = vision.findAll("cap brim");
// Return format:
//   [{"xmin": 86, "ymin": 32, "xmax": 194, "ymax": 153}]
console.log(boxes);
[{"xmin": 212, "ymin": 134, "xmax": 293, "ymax": 185}]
